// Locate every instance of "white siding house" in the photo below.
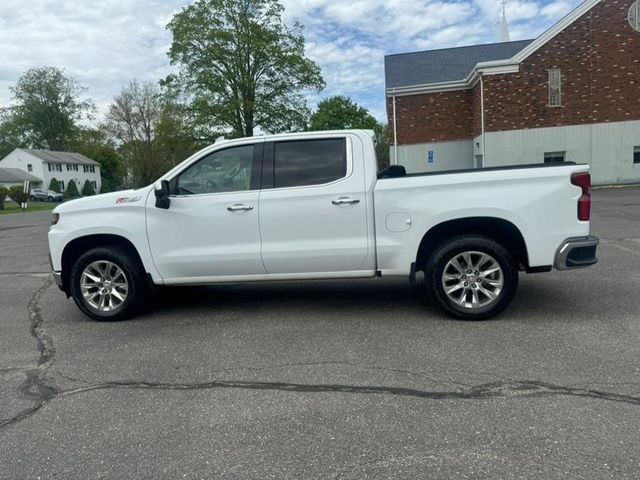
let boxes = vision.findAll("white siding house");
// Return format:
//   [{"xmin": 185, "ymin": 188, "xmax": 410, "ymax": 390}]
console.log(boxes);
[{"xmin": 0, "ymin": 149, "xmax": 101, "ymax": 193}]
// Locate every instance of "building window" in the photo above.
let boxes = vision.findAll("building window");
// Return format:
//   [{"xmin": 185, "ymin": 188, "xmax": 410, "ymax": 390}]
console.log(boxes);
[
  {"xmin": 59, "ymin": 180, "xmax": 65, "ymax": 191},
  {"xmin": 634, "ymin": 146, "xmax": 640, "ymax": 164},
  {"xmin": 48, "ymin": 163, "xmax": 52, "ymax": 172},
  {"xmin": 630, "ymin": 1, "xmax": 640, "ymax": 32},
  {"xmin": 544, "ymin": 151, "xmax": 566, "ymax": 163},
  {"xmin": 91, "ymin": 180, "xmax": 97, "ymax": 189},
  {"xmin": 27, "ymin": 164, "xmax": 32, "ymax": 172},
  {"xmin": 548, "ymin": 68, "xmax": 562, "ymax": 107},
  {"xmin": 83, "ymin": 165, "xmax": 95, "ymax": 173}
]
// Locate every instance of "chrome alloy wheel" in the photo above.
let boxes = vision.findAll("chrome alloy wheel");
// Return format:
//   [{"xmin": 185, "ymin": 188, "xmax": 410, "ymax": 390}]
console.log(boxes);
[
  {"xmin": 80, "ymin": 260, "xmax": 129, "ymax": 312},
  {"xmin": 441, "ymin": 251, "xmax": 504, "ymax": 309}
]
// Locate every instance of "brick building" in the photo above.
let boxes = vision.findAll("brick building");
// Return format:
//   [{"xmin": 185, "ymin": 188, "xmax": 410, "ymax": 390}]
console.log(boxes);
[{"xmin": 384, "ymin": 0, "xmax": 640, "ymax": 184}]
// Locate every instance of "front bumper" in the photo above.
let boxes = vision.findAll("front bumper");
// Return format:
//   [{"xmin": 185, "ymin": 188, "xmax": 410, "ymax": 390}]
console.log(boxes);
[
  {"xmin": 554, "ymin": 236, "xmax": 599, "ymax": 270},
  {"xmin": 52, "ymin": 271, "xmax": 65, "ymax": 291}
]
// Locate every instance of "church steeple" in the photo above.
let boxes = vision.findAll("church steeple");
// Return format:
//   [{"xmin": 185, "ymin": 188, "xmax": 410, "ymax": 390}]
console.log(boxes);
[{"xmin": 500, "ymin": 0, "xmax": 511, "ymax": 42}]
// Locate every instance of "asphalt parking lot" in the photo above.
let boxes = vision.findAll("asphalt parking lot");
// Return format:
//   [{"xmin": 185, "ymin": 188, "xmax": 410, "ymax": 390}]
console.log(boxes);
[{"xmin": 1, "ymin": 186, "xmax": 639, "ymax": 479}]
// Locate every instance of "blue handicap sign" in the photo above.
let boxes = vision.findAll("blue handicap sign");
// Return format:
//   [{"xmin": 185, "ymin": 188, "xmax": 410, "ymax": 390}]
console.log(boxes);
[{"xmin": 427, "ymin": 150, "xmax": 434, "ymax": 163}]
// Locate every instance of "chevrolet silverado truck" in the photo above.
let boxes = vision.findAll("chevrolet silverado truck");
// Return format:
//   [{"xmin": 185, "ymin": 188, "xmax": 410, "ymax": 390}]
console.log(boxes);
[{"xmin": 48, "ymin": 130, "xmax": 599, "ymax": 321}]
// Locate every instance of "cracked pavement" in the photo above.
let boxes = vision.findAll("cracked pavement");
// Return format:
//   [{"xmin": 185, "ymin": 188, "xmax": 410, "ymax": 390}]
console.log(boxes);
[{"xmin": 1, "ymin": 187, "xmax": 640, "ymax": 479}]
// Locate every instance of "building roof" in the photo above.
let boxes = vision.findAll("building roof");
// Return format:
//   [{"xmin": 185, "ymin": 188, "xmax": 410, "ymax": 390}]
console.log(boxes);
[
  {"xmin": 385, "ymin": 40, "xmax": 533, "ymax": 89},
  {"xmin": 0, "ymin": 167, "xmax": 42, "ymax": 183},
  {"xmin": 18, "ymin": 148, "xmax": 100, "ymax": 166}
]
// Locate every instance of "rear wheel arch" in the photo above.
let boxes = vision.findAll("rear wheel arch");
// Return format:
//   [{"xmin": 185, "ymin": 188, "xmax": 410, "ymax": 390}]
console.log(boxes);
[
  {"xmin": 61, "ymin": 234, "xmax": 147, "ymax": 294},
  {"xmin": 415, "ymin": 217, "xmax": 529, "ymax": 272}
]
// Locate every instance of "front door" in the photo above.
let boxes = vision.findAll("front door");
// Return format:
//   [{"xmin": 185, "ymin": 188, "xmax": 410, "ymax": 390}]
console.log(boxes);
[
  {"xmin": 146, "ymin": 142, "xmax": 266, "ymax": 283},
  {"xmin": 258, "ymin": 135, "xmax": 371, "ymax": 274}
]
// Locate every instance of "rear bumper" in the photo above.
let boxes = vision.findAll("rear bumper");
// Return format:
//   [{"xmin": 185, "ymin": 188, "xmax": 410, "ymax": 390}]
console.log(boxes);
[{"xmin": 554, "ymin": 236, "xmax": 599, "ymax": 270}]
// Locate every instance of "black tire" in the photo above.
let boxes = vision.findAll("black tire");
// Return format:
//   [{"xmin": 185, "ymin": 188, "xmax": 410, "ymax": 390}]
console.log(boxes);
[
  {"xmin": 47, "ymin": 196, "xmax": 54, "ymax": 202},
  {"xmin": 29, "ymin": 195, "xmax": 36, "ymax": 201},
  {"xmin": 70, "ymin": 246, "xmax": 147, "ymax": 321},
  {"xmin": 424, "ymin": 235, "xmax": 519, "ymax": 320}
]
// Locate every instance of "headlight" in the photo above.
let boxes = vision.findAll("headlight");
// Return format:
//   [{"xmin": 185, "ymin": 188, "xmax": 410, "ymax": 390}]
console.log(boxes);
[{"xmin": 51, "ymin": 213, "xmax": 60, "ymax": 225}]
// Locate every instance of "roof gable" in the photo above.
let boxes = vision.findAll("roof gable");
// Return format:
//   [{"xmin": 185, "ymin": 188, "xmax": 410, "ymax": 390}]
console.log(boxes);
[
  {"xmin": 17, "ymin": 149, "xmax": 100, "ymax": 166},
  {"xmin": 385, "ymin": 40, "xmax": 533, "ymax": 89},
  {"xmin": 385, "ymin": 0, "xmax": 603, "ymax": 93}
]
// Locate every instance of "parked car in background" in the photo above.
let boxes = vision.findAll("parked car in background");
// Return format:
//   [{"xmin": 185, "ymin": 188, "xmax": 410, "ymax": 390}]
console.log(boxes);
[
  {"xmin": 48, "ymin": 130, "xmax": 599, "ymax": 321},
  {"xmin": 30, "ymin": 189, "xmax": 63, "ymax": 202}
]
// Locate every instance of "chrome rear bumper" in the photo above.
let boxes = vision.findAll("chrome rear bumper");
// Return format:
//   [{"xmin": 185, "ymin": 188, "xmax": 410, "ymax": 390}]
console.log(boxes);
[{"xmin": 554, "ymin": 236, "xmax": 599, "ymax": 270}]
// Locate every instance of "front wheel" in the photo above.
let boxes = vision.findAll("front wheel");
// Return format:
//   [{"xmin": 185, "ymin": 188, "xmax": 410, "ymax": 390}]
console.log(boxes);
[
  {"xmin": 425, "ymin": 235, "xmax": 519, "ymax": 320},
  {"xmin": 70, "ymin": 246, "xmax": 146, "ymax": 321}
]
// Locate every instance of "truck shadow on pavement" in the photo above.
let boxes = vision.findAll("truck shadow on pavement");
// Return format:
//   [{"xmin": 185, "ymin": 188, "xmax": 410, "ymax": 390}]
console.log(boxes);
[{"xmin": 141, "ymin": 275, "xmax": 591, "ymax": 323}]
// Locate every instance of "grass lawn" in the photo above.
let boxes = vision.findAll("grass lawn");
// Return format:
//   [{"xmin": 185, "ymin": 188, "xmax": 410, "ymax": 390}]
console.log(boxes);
[{"xmin": 0, "ymin": 201, "xmax": 60, "ymax": 215}]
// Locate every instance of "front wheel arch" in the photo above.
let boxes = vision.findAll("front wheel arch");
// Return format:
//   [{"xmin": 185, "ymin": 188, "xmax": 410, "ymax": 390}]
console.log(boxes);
[{"xmin": 60, "ymin": 234, "xmax": 147, "ymax": 295}]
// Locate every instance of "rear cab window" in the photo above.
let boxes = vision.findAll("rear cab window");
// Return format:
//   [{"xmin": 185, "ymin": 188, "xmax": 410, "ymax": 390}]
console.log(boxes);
[{"xmin": 271, "ymin": 138, "xmax": 347, "ymax": 188}]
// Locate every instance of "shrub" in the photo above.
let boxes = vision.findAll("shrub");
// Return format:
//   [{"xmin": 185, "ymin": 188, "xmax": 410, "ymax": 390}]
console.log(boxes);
[
  {"xmin": 49, "ymin": 178, "xmax": 61, "ymax": 193},
  {"xmin": 8, "ymin": 185, "xmax": 29, "ymax": 206},
  {"xmin": 0, "ymin": 185, "xmax": 8, "ymax": 209},
  {"xmin": 81, "ymin": 179, "xmax": 96, "ymax": 196},
  {"xmin": 64, "ymin": 179, "xmax": 80, "ymax": 199}
]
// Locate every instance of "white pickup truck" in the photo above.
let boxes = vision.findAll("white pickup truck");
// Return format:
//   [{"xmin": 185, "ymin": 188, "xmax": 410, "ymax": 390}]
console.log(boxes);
[{"xmin": 48, "ymin": 130, "xmax": 598, "ymax": 321}]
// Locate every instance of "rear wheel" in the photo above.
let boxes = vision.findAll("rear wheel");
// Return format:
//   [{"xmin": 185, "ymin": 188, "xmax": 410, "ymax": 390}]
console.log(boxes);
[
  {"xmin": 425, "ymin": 235, "xmax": 518, "ymax": 320},
  {"xmin": 70, "ymin": 246, "xmax": 146, "ymax": 321},
  {"xmin": 47, "ymin": 196, "xmax": 54, "ymax": 202}
]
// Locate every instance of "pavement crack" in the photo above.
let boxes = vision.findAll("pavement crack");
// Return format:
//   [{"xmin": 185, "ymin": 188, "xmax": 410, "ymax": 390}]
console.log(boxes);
[
  {"xmin": 0, "ymin": 277, "xmax": 57, "ymax": 430},
  {"xmin": 57, "ymin": 378, "xmax": 640, "ymax": 406},
  {"xmin": 29, "ymin": 277, "xmax": 55, "ymax": 369}
]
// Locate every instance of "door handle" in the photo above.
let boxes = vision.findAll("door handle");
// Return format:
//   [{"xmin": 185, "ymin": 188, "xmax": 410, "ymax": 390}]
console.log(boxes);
[
  {"xmin": 227, "ymin": 203, "xmax": 254, "ymax": 212},
  {"xmin": 332, "ymin": 197, "xmax": 360, "ymax": 205}
]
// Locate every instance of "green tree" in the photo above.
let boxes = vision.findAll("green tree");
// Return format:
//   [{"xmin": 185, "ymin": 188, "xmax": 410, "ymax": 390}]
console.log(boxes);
[
  {"xmin": 374, "ymin": 123, "xmax": 390, "ymax": 169},
  {"xmin": 72, "ymin": 128, "xmax": 124, "ymax": 193},
  {"xmin": 64, "ymin": 179, "xmax": 79, "ymax": 199},
  {"xmin": 105, "ymin": 80, "xmax": 203, "ymax": 187},
  {"xmin": 0, "ymin": 112, "xmax": 25, "ymax": 158},
  {"xmin": 165, "ymin": 0, "xmax": 324, "ymax": 139},
  {"xmin": 81, "ymin": 179, "xmax": 96, "ymax": 196},
  {"xmin": 8, "ymin": 185, "xmax": 29, "ymax": 206},
  {"xmin": 154, "ymin": 101, "xmax": 204, "ymax": 169},
  {"xmin": 48, "ymin": 178, "xmax": 61, "ymax": 193},
  {"xmin": 308, "ymin": 96, "xmax": 378, "ymax": 131},
  {"xmin": 104, "ymin": 80, "xmax": 165, "ymax": 186},
  {"xmin": 5, "ymin": 67, "xmax": 94, "ymax": 150},
  {"xmin": 0, "ymin": 185, "xmax": 8, "ymax": 209}
]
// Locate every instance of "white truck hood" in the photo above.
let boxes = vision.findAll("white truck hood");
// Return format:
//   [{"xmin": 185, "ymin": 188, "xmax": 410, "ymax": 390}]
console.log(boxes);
[{"xmin": 52, "ymin": 186, "xmax": 154, "ymax": 214}]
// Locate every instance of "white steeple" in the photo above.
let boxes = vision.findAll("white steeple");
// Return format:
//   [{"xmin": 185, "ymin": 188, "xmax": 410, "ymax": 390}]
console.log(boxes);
[{"xmin": 500, "ymin": 0, "xmax": 511, "ymax": 42}]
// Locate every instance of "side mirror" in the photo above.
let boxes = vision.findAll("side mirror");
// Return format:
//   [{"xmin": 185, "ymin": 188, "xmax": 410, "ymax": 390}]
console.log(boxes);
[{"xmin": 155, "ymin": 180, "xmax": 171, "ymax": 209}]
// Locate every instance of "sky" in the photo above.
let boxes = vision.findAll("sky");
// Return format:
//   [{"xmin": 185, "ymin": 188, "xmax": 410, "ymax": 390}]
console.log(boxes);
[{"xmin": 0, "ymin": 0, "xmax": 582, "ymax": 124}]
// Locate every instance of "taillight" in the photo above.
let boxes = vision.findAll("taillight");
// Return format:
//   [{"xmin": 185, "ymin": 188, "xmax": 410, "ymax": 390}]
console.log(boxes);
[{"xmin": 571, "ymin": 172, "xmax": 591, "ymax": 221}]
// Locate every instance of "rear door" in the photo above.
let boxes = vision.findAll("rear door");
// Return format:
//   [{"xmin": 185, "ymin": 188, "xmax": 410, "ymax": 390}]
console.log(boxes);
[{"xmin": 258, "ymin": 134, "xmax": 372, "ymax": 274}]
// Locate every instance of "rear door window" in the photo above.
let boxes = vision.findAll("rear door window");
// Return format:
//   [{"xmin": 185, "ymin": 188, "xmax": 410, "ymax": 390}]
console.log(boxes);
[{"xmin": 273, "ymin": 138, "xmax": 346, "ymax": 188}]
